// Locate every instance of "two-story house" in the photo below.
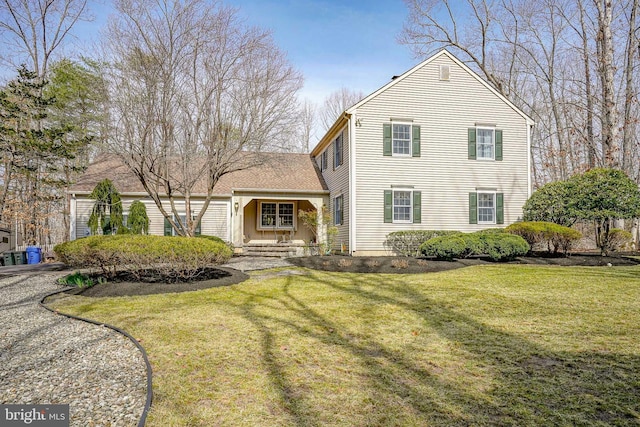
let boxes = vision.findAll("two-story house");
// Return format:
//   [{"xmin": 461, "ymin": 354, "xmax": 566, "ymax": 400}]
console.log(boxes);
[
  {"xmin": 311, "ymin": 49, "xmax": 534, "ymax": 256},
  {"xmin": 69, "ymin": 50, "xmax": 532, "ymax": 257}
]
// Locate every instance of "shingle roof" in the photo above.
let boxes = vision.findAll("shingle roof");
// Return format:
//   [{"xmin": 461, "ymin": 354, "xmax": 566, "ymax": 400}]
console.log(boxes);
[{"xmin": 70, "ymin": 152, "xmax": 328, "ymax": 195}]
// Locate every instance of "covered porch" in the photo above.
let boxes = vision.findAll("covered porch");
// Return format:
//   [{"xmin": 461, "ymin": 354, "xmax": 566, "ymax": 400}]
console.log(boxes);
[{"xmin": 231, "ymin": 191, "xmax": 329, "ymax": 256}]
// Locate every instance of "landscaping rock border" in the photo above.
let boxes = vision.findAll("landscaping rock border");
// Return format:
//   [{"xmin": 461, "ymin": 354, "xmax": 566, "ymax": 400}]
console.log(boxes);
[{"xmin": 0, "ymin": 273, "xmax": 148, "ymax": 427}]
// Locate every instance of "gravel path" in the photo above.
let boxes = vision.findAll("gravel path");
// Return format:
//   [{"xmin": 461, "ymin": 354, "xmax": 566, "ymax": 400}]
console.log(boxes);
[{"xmin": 0, "ymin": 273, "xmax": 148, "ymax": 426}]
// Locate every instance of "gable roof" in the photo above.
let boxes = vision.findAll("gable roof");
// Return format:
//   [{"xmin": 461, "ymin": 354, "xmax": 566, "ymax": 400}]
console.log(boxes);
[
  {"xmin": 70, "ymin": 152, "xmax": 329, "ymax": 196},
  {"xmin": 311, "ymin": 49, "xmax": 534, "ymax": 157}
]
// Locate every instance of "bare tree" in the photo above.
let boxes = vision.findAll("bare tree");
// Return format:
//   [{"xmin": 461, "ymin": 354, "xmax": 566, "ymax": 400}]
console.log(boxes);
[
  {"xmin": 400, "ymin": 0, "xmax": 640, "ymax": 188},
  {"xmin": 104, "ymin": 0, "xmax": 303, "ymax": 236},
  {"xmin": 622, "ymin": 0, "xmax": 639, "ymax": 176},
  {"xmin": 298, "ymin": 99, "xmax": 317, "ymax": 152},
  {"xmin": 400, "ymin": 0, "xmax": 508, "ymax": 94},
  {"xmin": 0, "ymin": 0, "xmax": 91, "ymax": 77},
  {"xmin": 319, "ymin": 87, "xmax": 365, "ymax": 132},
  {"xmin": 594, "ymin": 0, "xmax": 619, "ymax": 166}
]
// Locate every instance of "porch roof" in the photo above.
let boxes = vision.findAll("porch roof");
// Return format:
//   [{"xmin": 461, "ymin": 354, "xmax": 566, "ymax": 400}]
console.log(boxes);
[{"xmin": 70, "ymin": 153, "xmax": 329, "ymax": 196}]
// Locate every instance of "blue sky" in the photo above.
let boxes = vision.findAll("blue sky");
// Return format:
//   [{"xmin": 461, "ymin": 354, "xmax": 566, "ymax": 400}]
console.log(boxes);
[
  {"xmin": 222, "ymin": 0, "xmax": 417, "ymax": 104},
  {"xmin": 70, "ymin": 0, "xmax": 417, "ymax": 106}
]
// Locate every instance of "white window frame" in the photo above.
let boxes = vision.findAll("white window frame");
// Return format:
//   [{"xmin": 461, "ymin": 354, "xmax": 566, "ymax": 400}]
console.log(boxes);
[
  {"xmin": 393, "ymin": 189, "xmax": 413, "ymax": 223},
  {"xmin": 392, "ymin": 122, "xmax": 412, "ymax": 156},
  {"xmin": 169, "ymin": 214, "xmax": 200, "ymax": 236},
  {"xmin": 334, "ymin": 134, "xmax": 343, "ymax": 168},
  {"xmin": 334, "ymin": 195, "xmax": 343, "ymax": 226},
  {"xmin": 477, "ymin": 192, "xmax": 496, "ymax": 224},
  {"xmin": 258, "ymin": 201, "xmax": 296, "ymax": 230},
  {"xmin": 177, "ymin": 214, "xmax": 189, "ymax": 234},
  {"xmin": 476, "ymin": 127, "xmax": 495, "ymax": 160}
]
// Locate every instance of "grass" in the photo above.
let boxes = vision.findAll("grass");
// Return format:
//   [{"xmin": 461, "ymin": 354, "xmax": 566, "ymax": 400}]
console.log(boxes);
[{"xmin": 49, "ymin": 265, "xmax": 640, "ymax": 426}]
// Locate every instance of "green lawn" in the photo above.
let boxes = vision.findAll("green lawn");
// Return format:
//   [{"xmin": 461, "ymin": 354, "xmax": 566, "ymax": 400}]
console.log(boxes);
[{"xmin": 50, "ymin": 265, "xmax": 640, "ymax": 426}]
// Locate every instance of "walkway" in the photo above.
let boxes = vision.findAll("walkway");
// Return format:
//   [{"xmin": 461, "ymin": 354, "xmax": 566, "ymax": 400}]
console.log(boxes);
[
  {"xmin": 0, "ymin": 272, "xmax": 147, "ymax": 426},
  {"xmin": 222, "ymin": 256, "xmax": 294, "ymax": 272}
]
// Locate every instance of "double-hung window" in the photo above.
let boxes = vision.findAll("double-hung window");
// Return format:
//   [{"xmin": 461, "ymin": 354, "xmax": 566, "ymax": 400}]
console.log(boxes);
[
  {"xmin": 392, "ymin": 124, "xmax": 411, "ymax": 156},
  {"xmin": 476, "ymin": 128, "xmax": 494, "ymax": 160},
  {"xmin": 384, "ymin": 189, "xmax": 422, "ymax": 224},
  {"xmin": 259, "ymin": 202, "xmax": 295, "ymax": 229},
  {"xmin": 334, "ymin": 195, "xmax": 343, "ymax": 226},
  {"xmin": 469, "ymin": 192, "xmax": 504, "ymax": 225},
  {"xmin": 334, "ymin": 134, "xmax": 343, "ymax": 168},
  {"xmin": 393, "ymin": 190, "xmax": 412, "ymax": 222},
  {"xmin": 383, "ymin": 123, "xmax": 420, "ymax": 157},
  {"xmin": 477, "ymin": 193, "xmax": 495, "ymax": 223},
  {"xmin": 468, "ymin": 127, "xmax": 502, "ymax": 160}
]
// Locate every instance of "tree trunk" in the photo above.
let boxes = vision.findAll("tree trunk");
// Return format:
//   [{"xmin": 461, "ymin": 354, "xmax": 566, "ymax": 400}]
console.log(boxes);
[
  {"xmin": 622, "ymin": 0, "xmax": 638, "ymax": 175},
  {"xmin": 594, "ymin": 0, "xmax": 619, "ymax": 167},
  {"xmin": 578, "ymin": 0, "xmax": 597, "ymax": 168}
]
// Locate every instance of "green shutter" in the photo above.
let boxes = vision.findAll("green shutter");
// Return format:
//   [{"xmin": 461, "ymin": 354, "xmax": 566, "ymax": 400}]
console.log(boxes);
[
  {"xmin": 413, "ymin": 191, "xmax": 421, "ymax": 223},
  {"xmin": 469, "ymin": 192, "xmax": 478, "ymax": 224},
  {"xmin": 164, "ymin": 217, "xmax": 172, "ymax": 236},
  {"xmin": 195, "ymin": 220, "xmax": 202, "ymax": 236},
  {"xmin": 495, "ymin": 129, "xmax": 503, "ymax": 161},
  {"xmin": 496, "ymin": 193, "xmax": 504, "ymax": 224},
  {"xmin": 383, "ymin": 123, "xmax": 392, "ymax": 156},
  {"xmin": 468, "ymin": 128, "xmax": 476, "ymax": 160},
  {"xmin": 384, "ymin": 190, "xmax": 393, "ymax": 223},
  {"xmin": 412, "ymin": 125, "xmax": 421, "ymax": 157},
  {"xmin": 332, "ymin": 141, "xmax": 335, "ymax": 170}
]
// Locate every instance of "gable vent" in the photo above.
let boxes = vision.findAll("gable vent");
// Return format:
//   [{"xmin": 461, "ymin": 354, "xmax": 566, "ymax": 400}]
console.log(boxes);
[{"xmin": 440, "ymin": 65, "xmax": 450, "ymax": 81}]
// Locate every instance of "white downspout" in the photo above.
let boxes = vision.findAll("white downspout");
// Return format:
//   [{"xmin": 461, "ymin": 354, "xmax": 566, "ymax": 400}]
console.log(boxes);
[
  {"xmin": 349, "ymin": 113, "xmax": 357, "ymax": 255},
  {"xmin": 70, "ymin": 194, "xmax": 77, "ymax": 241},
  {"xmin": 527, "ymin": 122, "xmax": 533, "ymax": 198}
]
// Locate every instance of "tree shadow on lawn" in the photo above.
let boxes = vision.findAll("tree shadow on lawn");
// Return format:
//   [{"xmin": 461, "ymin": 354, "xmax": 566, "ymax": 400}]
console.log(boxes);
[{"xmin": 235, "ymin": 272, "xmax": 640, "ymax": 426}]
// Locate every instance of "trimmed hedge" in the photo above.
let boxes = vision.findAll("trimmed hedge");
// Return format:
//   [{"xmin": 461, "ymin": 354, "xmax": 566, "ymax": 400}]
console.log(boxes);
[
  {"xmin": 419, "ymin": 235, "xmax": 469, "ymax": 260},
  {"xmin": 385, "ymin": 230, "xmax": 460, "ymax": 256},
  {"xmin": 482, "ymin": 233, "xmax": 530, "ymax": 261},
  {"xmin": 420, "ymin": 230, "xmax": 529, "ymax": 261},
  {"xmin": 505, "ymin": 221, "xmax": 581, "ymax": 254},
  {"xmin": 196, "ymin": 234, "xmax": 227, "ymax": 244},
  {"xmin": 54, "ymin": 235, "xmax": 233, "ymax": 280}
]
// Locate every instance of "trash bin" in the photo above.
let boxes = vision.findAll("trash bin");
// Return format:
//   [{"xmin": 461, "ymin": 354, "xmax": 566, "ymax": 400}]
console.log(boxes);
[
  {"xmin": 13, "ymin": 251, "xmax": 27, "ymax": 265},
  {"xmin": 2, "ymin": 252, "xmax": 13, "ymax": 266},
  {"xmin": 26, "ymin": 246, "xmax": 42, "ymax": 264}
]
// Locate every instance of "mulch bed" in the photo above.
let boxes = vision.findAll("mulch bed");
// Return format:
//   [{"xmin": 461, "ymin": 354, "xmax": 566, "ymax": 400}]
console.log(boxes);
[
  {"xmin": 65, "ymin": 252, "xmax": 640, "ymax": 298},
  {"xmin": 68, "ymin": 267, "xmax": 249, "ymax": 298},
  {"xmin": 288, "ymin": 253, "xmax": 640, "ymax": 273},
  {"xmin": 288, "ymin": 256, "xmax": 487, "ymax": 274}
]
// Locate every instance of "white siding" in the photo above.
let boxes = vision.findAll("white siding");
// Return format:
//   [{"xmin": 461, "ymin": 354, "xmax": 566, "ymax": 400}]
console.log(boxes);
[
  {"xmin": 316, "ymin": 126, "xmax": 350, "ymax": 251},
  {"xmin": 75, "ymin": 199, "xmax": 94, "ymax": 238},
  {"xmin": 74, "ymin": 196, "xmax": 230, "ymax": 241},
  {"xmin": 352, "ymin": 54, "xmax": 530, "ymax": 253}
]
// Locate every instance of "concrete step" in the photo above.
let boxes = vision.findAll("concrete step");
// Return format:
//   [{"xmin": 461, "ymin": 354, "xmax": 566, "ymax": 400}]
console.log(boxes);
[
  {"xmin": 242, "ymin": 251, "xmax": 296, "ymax": 258},
  {"xmin": 241, "ymin": 244, "xmax": 302, "ymax": 258}
]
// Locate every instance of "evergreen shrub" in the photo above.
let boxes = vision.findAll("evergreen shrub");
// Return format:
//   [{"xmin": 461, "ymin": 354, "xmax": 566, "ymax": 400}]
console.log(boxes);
[
  {"xmin": 420, "ymin": 230, "xmax": 529, "ymax": 261},
  {"xmin": 505, "ymin": 221, "xmax": 581, "ymax": 254},
  {"xmin": 54, "ymin": 235, "xmax": 233, "ymax": 280},
  {"xmin": 385, "ymin": 230, "xmax": 460, "ymax": 256}
]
